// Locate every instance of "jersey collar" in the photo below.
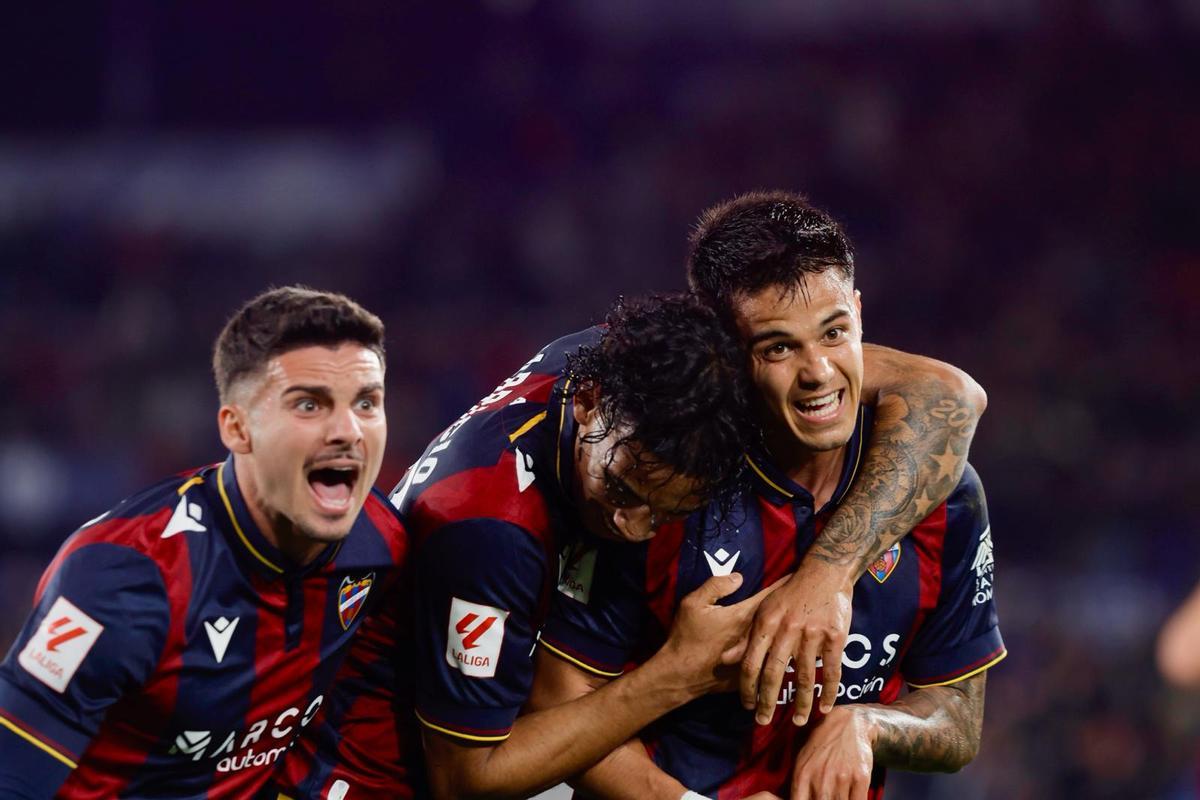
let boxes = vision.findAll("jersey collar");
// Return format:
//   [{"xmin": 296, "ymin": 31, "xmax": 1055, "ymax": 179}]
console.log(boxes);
[
  {"xmin": 744, "ymin": 404, "xmax": 871, "ymax": 513},
  {"xmin": 214, "ymin": 455, "xmax": 340, "ymax": 578}
]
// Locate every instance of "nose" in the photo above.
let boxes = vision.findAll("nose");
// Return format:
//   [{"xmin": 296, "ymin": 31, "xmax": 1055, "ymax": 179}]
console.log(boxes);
[
  {"xmin": 326, "ymin": 405, "xmax": 364, "ymax": 446},
  {"xmin": 612, "ymin": 506, "xmax": 656, "ymax": 542},
  {"xmin": 795, "ymin": 349, "xmax": 835, "ymax": 390}
]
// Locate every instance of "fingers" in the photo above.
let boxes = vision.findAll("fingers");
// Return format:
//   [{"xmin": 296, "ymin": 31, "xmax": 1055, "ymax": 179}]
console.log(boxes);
[
  {"xmin": 686, "ymin": 572, "xmax": 744, "ymax": 607},
  {"xmin": 739, "ymin": 615, "xmax": 775, "ymax": 710},
  {"xmin": 753, "ymin": 629, "xmax": 797, "ymax": 725},
  {"xmin": 817, "ymin": 630, "xmax": 846, "ymax": 715},
  {"xmin": 851, "ymin": 769, "xmax": 870, "ymax": 800},
  {"xmin": 790, "ymin": 633, "xmax": 822, "ymax": 726}
]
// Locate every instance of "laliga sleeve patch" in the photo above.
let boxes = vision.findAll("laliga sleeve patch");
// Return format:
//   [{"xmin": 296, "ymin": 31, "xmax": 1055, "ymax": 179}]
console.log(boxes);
[
  {"xmin": 445, "ymin": 597, "xmax": 508, "ymax": 678},
  {"xmin": 18, "ymin": 596, "xmax": 105, "ymax": 693}
]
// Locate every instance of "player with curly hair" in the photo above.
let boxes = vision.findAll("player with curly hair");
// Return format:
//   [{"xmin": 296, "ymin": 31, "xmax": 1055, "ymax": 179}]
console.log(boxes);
[{"xmin": 276, "ymin": 293, "xmax": 775, "ymax": 800}]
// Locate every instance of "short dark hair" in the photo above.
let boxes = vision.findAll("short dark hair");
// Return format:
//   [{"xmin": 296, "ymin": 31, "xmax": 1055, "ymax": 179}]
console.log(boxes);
[
  {"xmin": 565, "ymin": 293, "xmax": 755, "ymax": 500},
  {"xmin": 687, "ymin": 190, "xmax": 855, "ymax": 317},
  {"xmin": 213, "ymin": 286, "xmax": 386, "ymax": 402}
]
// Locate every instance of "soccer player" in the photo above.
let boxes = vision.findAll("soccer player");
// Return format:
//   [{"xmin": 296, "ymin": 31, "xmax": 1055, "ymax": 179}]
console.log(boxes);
[
  {"xmin": 279, "ymin": 283, "xmax": 988, "ymax": 800},
  {"xmin": 0, "ymin": 287, "xmax": 410, "ymax": 799},
  {"xmin": 536, "ymin": 191, "xmax": 1005, "ymax": 800},
  {"xmin": 277, "ymin": 294, "xmax": 772, "ymax": 800}
]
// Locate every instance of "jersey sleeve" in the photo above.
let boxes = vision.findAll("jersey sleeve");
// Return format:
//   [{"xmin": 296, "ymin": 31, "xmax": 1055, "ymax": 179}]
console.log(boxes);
[
  {"xmin": 0, "ymin": 542, "xmax": 169, "ymax": 797},
  {"xmin": 412, "ymin": 519, "xmax": 548, "ymax": 743},
  {"xmin": 539, "ymin": 537, "xmax": 650, "ymax": 677},
  {"xmin": 900, "ymin": 465, "xmax": 1006, "ymax": 687}
]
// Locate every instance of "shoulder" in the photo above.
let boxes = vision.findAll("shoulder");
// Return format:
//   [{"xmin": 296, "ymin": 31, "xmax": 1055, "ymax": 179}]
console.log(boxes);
[{"xmin": 45, "ymin": 467, "xmax": 218, "ymax": 580}]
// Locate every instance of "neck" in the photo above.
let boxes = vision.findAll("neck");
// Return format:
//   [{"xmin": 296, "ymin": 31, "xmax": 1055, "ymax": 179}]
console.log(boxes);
[
  {"xmin": 766, "ymin": 434, "xmax": 848, "ymax": 510},
  {"xmin": 233, "ymin": 456, "xmax": 325, "ymax": 566}
]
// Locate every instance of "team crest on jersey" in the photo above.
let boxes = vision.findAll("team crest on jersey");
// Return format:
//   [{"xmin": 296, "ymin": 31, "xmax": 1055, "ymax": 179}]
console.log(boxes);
[
  {"xmin": 868, "ymin": 543, "xmax": 901, "ymax": 584},
  {"xmin": 337, "ymin": 573, "xmax": 375, "ymax": 630}
]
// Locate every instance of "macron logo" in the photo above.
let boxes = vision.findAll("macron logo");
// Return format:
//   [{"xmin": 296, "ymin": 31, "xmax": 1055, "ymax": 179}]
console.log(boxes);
[
  {"xmin": 162, "ymin": 495, "xmax": 206, "ymax": 539},
  {"xmin": 203, "ymin": 616, "xmax": 239, "ymax": 664},
  {"xmin": 446, "ymin": 597, "xmax": 507, "ymax": 678},
  {"xmin": 704, "ymin": 547, "xmax": 741, "ymax": 577},
  {"xmin": 171, "ymin": 730, "xmax": 212, "ymax": 761},
  {"xmin": 514, "ymin": 447, "xmax": 536, "ymax": 493}
]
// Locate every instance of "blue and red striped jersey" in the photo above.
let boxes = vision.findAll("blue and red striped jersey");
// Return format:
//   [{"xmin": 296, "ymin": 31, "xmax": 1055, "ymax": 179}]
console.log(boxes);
[
  {"xmin": 542, "ymin": 406, "xmax": 1005, "ymax": 799},
  {"xmin": 276, "ymin": 328, "xmax": 605, "ymax": 798},
  {"xmin": 0, "ymin": 455, "xmax": 408, "ymax": 800}
]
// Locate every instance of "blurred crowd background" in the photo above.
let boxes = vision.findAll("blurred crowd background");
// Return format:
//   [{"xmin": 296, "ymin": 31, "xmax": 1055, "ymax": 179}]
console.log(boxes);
[{"xmin": 2, "ymin": 2, "xmax": 1198, "ymax": 797}]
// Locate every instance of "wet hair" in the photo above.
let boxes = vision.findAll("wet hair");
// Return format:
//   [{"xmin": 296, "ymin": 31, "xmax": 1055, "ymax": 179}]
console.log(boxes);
[
  {"xmin": 213, "ymin": 285, "xmax": 385, "ymax": 402},
  {"xmin": 565, "ymin": 293, "xmax": 755, "ymax": 502},
  {"xmin": 687, "ymin": 190, "xmax": 855, "ymax": 318}
]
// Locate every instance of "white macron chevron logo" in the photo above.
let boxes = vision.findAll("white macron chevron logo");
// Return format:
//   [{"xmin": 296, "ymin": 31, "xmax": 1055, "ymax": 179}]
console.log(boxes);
[
  {"xmin": 203, "ymin": 616, "xmax": 239, "ymax": 664},
  {"xmin": 704, "ymin": 547, "xmax": 741, "ymax": 577}
]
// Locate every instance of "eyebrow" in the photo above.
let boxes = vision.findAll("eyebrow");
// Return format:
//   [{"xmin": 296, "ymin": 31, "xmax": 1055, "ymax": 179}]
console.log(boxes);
[
  {"xmin": 746, "ymin": 328, "xmax": 791, "ymax": 348},
  {"xmin": 283, "ymin": 382, "xmax": 384, "ymax": 399},
  {"xmin": 603, "ymin": 468, "xmax": 647, "ymax": 505},
  {"xmin": 745, "ymin": 308, "xmax": 851, "ymax": 348},
  {"xmin": 283, "ymin": 384, "xmax": 334, "ymax": 400},
  {"xmin": 820, "ymin": 309, "xmax": 851, "ymax": 328}
]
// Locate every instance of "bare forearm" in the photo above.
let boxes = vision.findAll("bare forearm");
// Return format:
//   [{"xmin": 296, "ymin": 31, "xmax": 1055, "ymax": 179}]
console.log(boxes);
[
  {"xmin": 814, "ymin": 345, "xmax": 985, "ymax": 573},
  {"xmin": 428, "ymin": 655, "xmax": 694, "ymax": 799},
  {"xmin": 571, "ymin": 738, "xmax": 685, "ymax": 800},
  {"xmin": 859, "ymin": 674, "xmax": 986, "ymax": 773}
]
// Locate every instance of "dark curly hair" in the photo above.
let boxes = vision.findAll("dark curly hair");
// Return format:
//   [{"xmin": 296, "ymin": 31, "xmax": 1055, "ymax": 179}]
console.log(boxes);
[
  {"xmin": 687, "ymin": 190, "xmax": 855, "ymax": 318},
  {"xmin": 564, "ymin": 293, "xmax": 755, "ymax": 501},
  {"xmin": 213, "ymin": 285, "xmax": 385, "ymax": 402}
]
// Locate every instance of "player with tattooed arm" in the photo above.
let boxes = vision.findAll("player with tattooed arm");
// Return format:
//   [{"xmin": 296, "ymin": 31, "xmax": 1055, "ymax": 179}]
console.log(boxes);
[{"xmin": 535, "ymin": 192, "xmax": 1003, "ymax": 799}]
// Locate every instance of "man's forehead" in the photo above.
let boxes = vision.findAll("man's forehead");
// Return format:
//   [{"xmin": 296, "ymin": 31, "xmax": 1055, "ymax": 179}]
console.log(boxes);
[
  {"xmin": 234, "ymin": 344, "xmax": 383, "ymax": 401},
  {"xmin": 264, "ymin": 344, "xmax": 383, "ymax": 382},
  {"xmin": 733, "ymin": 274, "xmax": 855, "ymax": 328}
]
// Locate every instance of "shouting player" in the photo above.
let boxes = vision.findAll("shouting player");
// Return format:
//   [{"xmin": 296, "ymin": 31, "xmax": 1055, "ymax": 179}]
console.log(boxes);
[
  {"xmin": 0, "ymin": 287, "xmax": 410, "ymax": 798},
  {"xmin": 537, "ymin": 191, "xmax": 1005, "ymax": 800}
]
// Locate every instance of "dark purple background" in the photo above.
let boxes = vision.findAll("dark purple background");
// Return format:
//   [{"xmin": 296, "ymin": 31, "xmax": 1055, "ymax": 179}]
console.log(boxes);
[{"xmin": 2, "ymin": 3, "xmax": 1198, "ymax": 797}]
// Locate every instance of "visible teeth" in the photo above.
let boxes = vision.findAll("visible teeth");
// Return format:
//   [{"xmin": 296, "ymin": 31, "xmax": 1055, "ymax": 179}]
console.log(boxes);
[{"xmin": 796, "ymin": 391, "xmax": 840, "ymax": 418}]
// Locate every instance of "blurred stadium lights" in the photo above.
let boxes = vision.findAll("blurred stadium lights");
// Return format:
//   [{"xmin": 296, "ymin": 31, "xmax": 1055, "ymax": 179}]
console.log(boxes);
[{"xmin": 0, "ymin": 132, "xmax": 438, "ymax": 245}]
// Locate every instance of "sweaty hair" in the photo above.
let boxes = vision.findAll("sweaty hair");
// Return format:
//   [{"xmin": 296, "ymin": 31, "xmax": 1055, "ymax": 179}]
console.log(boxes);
[
  {"xmin": 687, "ymin": 190, "xmax": 855, "ymax": 317},
  {"xmin": 565, "ymin": 293, "xmax": 755, "ymax": 501},
  {"xmin": 213, "ymin": 286, "xmax": 385, "ymax": 402}
]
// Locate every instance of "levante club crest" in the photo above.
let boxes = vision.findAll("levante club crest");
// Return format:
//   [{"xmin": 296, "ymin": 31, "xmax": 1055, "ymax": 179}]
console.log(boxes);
[
  {"xmin": 868, "ymin": 543, "xmax": 901, "ymax": 584},
  {"xmin": 338, "ymin": 573, "xmax": 375, "ymax": 630}
]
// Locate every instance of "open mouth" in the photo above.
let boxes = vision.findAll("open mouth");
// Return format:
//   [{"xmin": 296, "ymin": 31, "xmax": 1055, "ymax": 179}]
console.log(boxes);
[
  {"xmin": 306, "ymin": 464, "xmax": 360, "ymax": 514},
  {"xmin": 792, "ymin": 389, "xmax": 843, "ymax": 423}
]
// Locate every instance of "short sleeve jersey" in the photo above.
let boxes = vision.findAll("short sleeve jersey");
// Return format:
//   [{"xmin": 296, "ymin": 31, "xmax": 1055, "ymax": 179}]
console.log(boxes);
[
  {"xmin": 275, "ymin": 328, "xmax": 605, "ymax": 798},
  {"xmin": 0, "ymin": 457, "xmax": 408, "ymax": 800},
  {"xmin": 542, "ymin": 406, "xmax": 1005, "ymax": 799}
]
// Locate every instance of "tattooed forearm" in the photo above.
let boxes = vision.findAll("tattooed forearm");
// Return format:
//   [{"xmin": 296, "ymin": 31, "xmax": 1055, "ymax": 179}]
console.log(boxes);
[
  {"xmin": 863, "ymin": 672, "xmax": 987, "ymax": 772},
  {"xmin": 810, "ymin": 345, "xmax": 986, "ymax": 571}
]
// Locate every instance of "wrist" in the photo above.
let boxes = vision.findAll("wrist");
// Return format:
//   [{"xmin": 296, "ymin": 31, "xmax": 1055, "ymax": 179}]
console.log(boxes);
[
  {"xmin": 792, "ymin": 556, "xmax": 856, "ymax": 589},
  {"xmin": 845, "ymin": 703, "xmax": 883, "ymax": 752},
  {"xmin": 630, "ymin": 649, "xmax": 701, "ymax": 708}
]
